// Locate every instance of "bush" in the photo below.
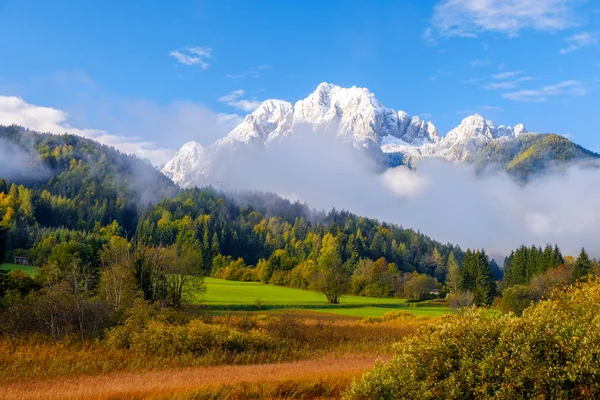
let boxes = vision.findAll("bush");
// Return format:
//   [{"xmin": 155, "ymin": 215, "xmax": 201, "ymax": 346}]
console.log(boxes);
[
  {"xmin": 496, "ymin": 284, "xmax": 539, "ymax": 316},
  {"xmin": 108, "ymin": 316, "xmax": 274, "ymax": 357},
  {"xmin": 362, "ymin": 311, "xmax": 416, "ymax": 324},
  {"xmin": 269, "ymin": 270, "xmax": 290, "ymax": 286},
  {"xmin": 445, "ymin": 290, "xmax": 474, "ymax": 310},
  {"xmin": 346, "ymin": 278, "xmax": 600, "ymax": 399}
]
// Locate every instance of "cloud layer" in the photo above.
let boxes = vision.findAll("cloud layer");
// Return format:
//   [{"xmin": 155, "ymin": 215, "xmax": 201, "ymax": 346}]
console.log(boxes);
[
  {"xmin": 427, "ymin": 0, "xmax": 582, "ymax": 40},
  {"xmin": 204, "ymin": 131, "xmax": 600, "ymax": 258}
]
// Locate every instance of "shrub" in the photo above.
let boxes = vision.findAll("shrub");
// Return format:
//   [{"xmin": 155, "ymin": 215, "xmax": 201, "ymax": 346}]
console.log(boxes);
[
  {"xmin": 496, "ymin": 284, "xmax": 539, "ymax": 316},
  {"xmin": 346, "ymin": 278, "xmax": 600, "ymax": 399},
  {"xmin": 269, "ymin": 270, "xmax": 290, "ymax": 286},
  {"xmin": 445, "ymin": 290, "xmax": 474, "ymax": 310},
  {"xmin": 363, "ymin": 311, "xmax": 416, "ymax": 324},
  {"xmin": 108, "ymin": 316, "xmax": 274, "ymax": 357}
]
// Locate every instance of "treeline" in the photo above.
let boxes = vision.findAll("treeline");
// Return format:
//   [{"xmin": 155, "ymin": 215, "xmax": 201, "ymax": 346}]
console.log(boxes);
[
  {"xmin": 504, "ymin": 244, "xmax": 564, "ymax": 287},
  {"xmin": 135, "ymin": 189, "xmax": 465, "ymax": 301},
  {"xmin": 497, "ymin": 246, "xmax": 596, "ymax": 315}
]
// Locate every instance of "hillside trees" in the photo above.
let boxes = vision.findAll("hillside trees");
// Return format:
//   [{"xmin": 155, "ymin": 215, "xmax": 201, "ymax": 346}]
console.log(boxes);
[{"xmin": 504, "ymin": 244, "xmax": 564, "ymax": 287}]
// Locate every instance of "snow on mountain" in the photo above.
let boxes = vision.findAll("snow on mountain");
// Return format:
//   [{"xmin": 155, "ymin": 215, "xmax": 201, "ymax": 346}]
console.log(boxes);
[
  {"xmin": 162, "ymin": 83, "xmax": 527, "ymax": 187},
  {"xmin": 428, "ymin": 114, "xmax": 528, "ymax": 162}
]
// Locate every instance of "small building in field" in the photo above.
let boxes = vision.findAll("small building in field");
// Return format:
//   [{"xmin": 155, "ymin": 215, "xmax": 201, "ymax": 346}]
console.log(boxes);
[{"xmin": 14, "ymin": 256, "xmax": 30, "ymax": 266}]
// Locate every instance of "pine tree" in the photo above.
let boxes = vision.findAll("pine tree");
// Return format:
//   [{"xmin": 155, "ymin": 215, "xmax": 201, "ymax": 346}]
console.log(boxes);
[
  {"xmin": 553, "ymin": 245, "xmax": 564, "ymax": 266},
  {"xmin": 570, "ymin": 248, "xmax": 592, "ymax": 284},
  {"xmin": 542, "ymin": 244, "xmax": 554, "ymax": 273},
  {"xmin": 472, "ymin": 250, "xmax": 496, "ymax": 306},
  {"xmin": 460, "ymin": 249, "xmax": 475, "ymax": 292}
]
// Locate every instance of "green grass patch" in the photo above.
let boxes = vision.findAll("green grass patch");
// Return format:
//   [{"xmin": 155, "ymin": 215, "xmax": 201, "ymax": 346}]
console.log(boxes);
[
  {"xmin": 200, "ymin": 278, "xmax": 408, "ymax": 306},
  {"xmin": 310, "ymin": 306, "xmax": 453, "ymax": 318},
  {"xmin": 0, "ymin": 263, "xmax": 39, "ymax": 277},
  {"xmin": 196, "ymin": 278, "xmax": 452, "ymax": 317}
]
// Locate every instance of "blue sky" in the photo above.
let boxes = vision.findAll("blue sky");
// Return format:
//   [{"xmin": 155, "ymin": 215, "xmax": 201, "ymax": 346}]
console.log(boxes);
[{"xmin": 0, "ymin": 0, "xmax": 599, "ymax": 164}]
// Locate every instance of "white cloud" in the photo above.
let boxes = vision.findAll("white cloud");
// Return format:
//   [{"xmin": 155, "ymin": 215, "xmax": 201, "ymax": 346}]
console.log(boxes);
[
  {"xmin": 218, "ymin": 90, "xmax": 262, "ymax": 112},
  {"xmin": 503, "ymin": 80, "xmax": 586, "ymax": 102},
  {"xmin": 491, "ymin": 70, "xmax": 522, "ymax": 79},
  {"xmin": 169, "ymin": 46, "xmax": 212, "ymax": 69},
  {"xmin": 216, "ymin": 112, "xmax": 244, "ymax": 126},
  {"xmin": 483, "ymin": 76, "xmax": 534, "ymax": 90},
  {"xmin": 560, "ymin": 32, "xmax": 598, "ymax": 54},
  {"xmin": 427, "ymin": 0, "xmax": 582, "ymax": 40},
  {"xmin": 0, "ymin": 96, "xmax": 174, "ymax": 165}
]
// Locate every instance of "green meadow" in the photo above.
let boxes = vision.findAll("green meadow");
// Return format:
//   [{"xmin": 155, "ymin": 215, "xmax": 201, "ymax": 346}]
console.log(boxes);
[
  {"xmin": 199, "ymin": 277, "xmax": 453, "ymax": 317},
  {"xmin": 0, "ymin": 263, "xmax": 39, "ymax": 277}
]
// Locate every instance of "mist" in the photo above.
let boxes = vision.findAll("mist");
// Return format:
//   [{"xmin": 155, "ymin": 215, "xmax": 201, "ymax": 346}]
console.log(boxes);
[
  {"xmin": 0, "ymin": 136, "xmax": 51, "ymax": 183},
  {"xmin": 204, "ymin": 131, "xmax": 600, "ymax": 258}
]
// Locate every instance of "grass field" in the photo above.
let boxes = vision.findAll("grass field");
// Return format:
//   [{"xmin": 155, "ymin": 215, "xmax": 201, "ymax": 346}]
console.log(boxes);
[
  {"xmin": 201, "ymin": 278, "xmax": 409, "ymax": 306},
  {"xmin": 200, "ymin": 278, "xmax": 453, "ymax": 318},
  {"xmin": 311, "ymin": 306, "xmax": 452, "ymax": 318},
  {"xmin": 0, "ymin": 263, "xmax": 38, "ymax": 277}
]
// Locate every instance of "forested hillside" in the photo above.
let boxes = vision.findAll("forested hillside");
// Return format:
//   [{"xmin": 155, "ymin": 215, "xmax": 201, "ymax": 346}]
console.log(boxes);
[
  {"xmin": 0, "ymin": 124, "xmax": 177, "ymax": 252},
  {"xmin": 0, "ymin": 125, "xmax": 463, "ymax": 298},
  {"xmin": 470, "ymin": 133, "xmax": 600, "ymax": 179}
]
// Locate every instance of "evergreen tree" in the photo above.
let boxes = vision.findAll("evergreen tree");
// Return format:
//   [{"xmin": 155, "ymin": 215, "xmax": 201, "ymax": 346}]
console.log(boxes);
[
  {"xmin": 472, "ymin": 250, "xmax": 496, "ymax": 306},
  {"xmin": 460, "ymin": 249, "xmax": 475, "ymax": 292},
  {"xmin": 461, "ymin": 249, "xmax": 496, "ymax": 306},
  {"xmin": 553, "ymin": 245, "xmax": 564, "ymax": 266},
  {"xmin": 570, "ymin": 248, "xmax": 592, "ymax": 284}
]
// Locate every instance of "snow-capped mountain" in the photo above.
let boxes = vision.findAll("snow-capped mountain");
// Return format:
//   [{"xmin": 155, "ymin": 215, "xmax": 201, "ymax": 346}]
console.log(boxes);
[{"xmin": 162, "ymin": 83, "xmax": 528, "ymax": 187}]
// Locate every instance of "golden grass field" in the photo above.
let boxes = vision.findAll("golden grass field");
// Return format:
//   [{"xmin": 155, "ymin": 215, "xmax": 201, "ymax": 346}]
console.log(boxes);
[
  {"xmin": 0, "ymin": 355, "xmax": 385, "ymax": 400},
  {"xmin": 0, "ymin": 311, "xmax": 429, "ymax": 399}
]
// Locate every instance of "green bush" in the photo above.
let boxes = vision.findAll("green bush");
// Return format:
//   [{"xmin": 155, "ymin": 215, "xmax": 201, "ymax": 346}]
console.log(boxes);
[
  {"xmin": 496, "ymin": 284, "xmax": 540, "ymax": 316},
  {"xmin": 346, "ymin": 278, "xmax": 600, "ymax": 399}
]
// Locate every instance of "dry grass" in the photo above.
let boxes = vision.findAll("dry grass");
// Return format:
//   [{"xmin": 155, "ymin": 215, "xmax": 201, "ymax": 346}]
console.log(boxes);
[
  {"xmin": 0, "ymin": 315, "xmax": 426, "ymax": 382},
  {"xmin": 0, "ymin": 314, "xmax": 431, "ymax": 399},
  {"xmin": 0, "ymin": 355, "xmax": 384, "ymax": 400}
]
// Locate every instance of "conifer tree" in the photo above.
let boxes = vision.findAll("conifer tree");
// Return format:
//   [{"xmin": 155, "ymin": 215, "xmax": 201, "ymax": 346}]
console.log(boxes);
[
  {"xmin": 472, "ymin": 250, "xmax": 496, "ymax": 306},
  {"xmin": 570, "ymin": 248, "xmax": 592, "ymax": 284}
]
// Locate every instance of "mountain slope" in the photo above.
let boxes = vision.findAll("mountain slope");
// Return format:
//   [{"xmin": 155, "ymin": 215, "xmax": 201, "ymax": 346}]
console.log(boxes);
[
  {"xmin": 469, "ymin": 133, "xmax": 600, "ymax": 179},
  {"xmin": 0, "ymin": 124, "xmax": 178, "ymax": 235},
  {"xmin": 163, "ymin": 83, "xmax": 597, "ymax": 188}
]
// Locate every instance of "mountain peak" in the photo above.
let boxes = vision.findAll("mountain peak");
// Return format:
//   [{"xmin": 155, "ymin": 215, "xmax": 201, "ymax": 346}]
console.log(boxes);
[{"xmin": 162, "ymin": 83, "xmax": 539, "ymax": 186}]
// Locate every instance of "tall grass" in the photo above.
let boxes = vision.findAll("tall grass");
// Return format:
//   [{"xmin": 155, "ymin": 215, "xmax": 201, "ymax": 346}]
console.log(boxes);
[
  {"xmin": 0, "ymin": 314, "xmax": 426, "ymax": 382},
  {"xmin": 0, "ymin": 355, "xmax": 378, "ymax": 400}
]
